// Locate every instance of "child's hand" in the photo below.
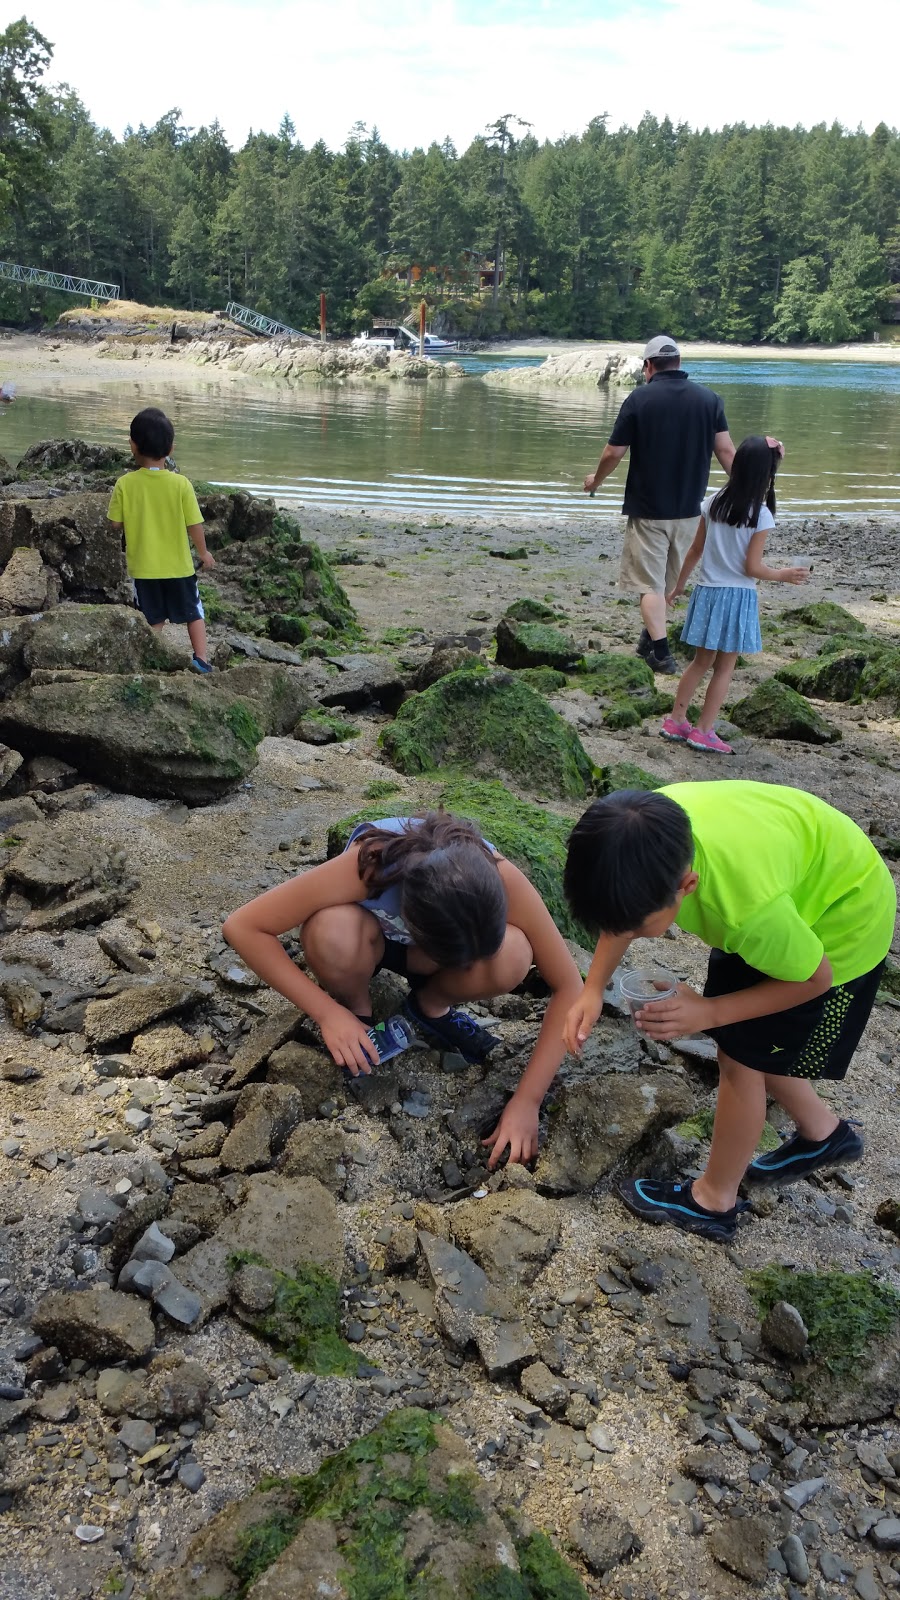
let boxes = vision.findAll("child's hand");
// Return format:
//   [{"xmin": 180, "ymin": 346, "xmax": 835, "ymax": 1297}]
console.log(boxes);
[
  {"xmin": 665, "ymin": 588, "xmax": 682, "ymax": 606},
  {"xmin": 633, "ymin": 982, "xmax": 710, "ymax": 1041},
  {"xmin": 563, "ymin": 992, "xmax": 603, "ymax": 1054},
  {"xmin": 783, "ymin": 567, "xmax": 810, "ymax": 585},
  {"xmin": 482, "ymin": 1095, "xmax": 539, "ymax": 1170},
  {"xmin": 319, "ymin": 1004, "xmax": 380, "ymax": 1074},
  {"xmin": 200, "ymin": 551, "xmax": 216, "ymax": 571}
]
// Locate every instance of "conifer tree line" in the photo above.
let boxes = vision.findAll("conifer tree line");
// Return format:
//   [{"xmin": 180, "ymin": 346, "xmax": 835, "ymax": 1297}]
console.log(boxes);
[{"xmin": 2, "ymin": 18, "xmax": 898, "ymax": 343}]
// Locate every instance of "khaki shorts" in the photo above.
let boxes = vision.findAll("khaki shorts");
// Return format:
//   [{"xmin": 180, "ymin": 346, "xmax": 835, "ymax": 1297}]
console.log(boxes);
[{"xmin": 618, "ymin": 516, "xmax": 699, "ymax": 595}]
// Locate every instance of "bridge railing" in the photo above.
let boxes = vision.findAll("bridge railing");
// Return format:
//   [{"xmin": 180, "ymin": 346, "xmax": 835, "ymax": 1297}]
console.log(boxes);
[
  {"xmin": 225, "ymin": 300, "xmax": 312, "ymax": 341},
  {"xmin": 0, "ymin": 261, "xmax": 120, "ymax": 300}
]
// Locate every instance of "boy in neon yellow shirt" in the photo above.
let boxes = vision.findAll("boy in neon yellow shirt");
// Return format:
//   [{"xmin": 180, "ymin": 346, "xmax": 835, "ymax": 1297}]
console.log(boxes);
[
  {"xmin": 563, "ymin": 781, "xmax": 896, "ymax": 1241},
  {"xmin": 108, "ymin": 407, "xmax": 215, "ymax": 673}
]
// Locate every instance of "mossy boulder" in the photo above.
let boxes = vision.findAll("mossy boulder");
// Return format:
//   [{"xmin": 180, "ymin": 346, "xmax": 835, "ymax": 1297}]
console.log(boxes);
[
  {"xmin": 781, "ymin": 601, "xmax": 865, "ymax": 635},
  {"xmin": 380, "ymin": 668, "xmax": 594, "ymax": 799},
  {"xmin": 859, "ymin": 647, "xmax": 900, "ymax": 705},
  {"xmin": 327, "ymin": 778, "xmax": 589, "ymax": 943},
  {"xmin": 594, "ymin": 762, "xmax": 662, "ymax": 796},
  {"xmin": 577, "ymin": 651, "xmax": 672, "ymax": 728},
  {"xmin": 517, "ymin": 666, "xmax": 568, "ymax": 694},
  {"xmin": 748, "ymin": 1266, "xmax": 900, "ymax": 1425},
  {"xmin": 504, "ymin": 598, "xmax": 560, "ymax": 624},
  {"xmin": 730, "ymin": 678, "xmax": 840, "ymax": 744},
  {"xmin": 495, "ymin": 618, "xmax": 579, "ymax": 671},
  {"xmin": 0, "ymin": 673, "xmax": 262, "ymax": 804},
  {"xmin": 294, "ymin": 708, "xmax": 359, "ymax": 744},
  {"xmin": 774, "ymin": 651, "xmax": 867, "ymax": 703},
  {"xmin": 152, "ymin": 1407, "xmax": 590, "ymax": 1600}
]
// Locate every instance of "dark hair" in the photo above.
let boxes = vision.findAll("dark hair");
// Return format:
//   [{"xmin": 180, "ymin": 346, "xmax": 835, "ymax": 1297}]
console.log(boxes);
[
  {"xmin": 130, "ymin": 407, "xmax": 174, "ymax": 459},
  {"xmin": 708, "ymin": 435, "xmax": 778, "ymax": 528},
  {"xmin": 646, "ymin": 354, "xmax": 680, "ymax": 373},
  {"xmin": 564, "ymin": 791, "xmax": 693, "ymax": 936},
  {"xmin": 355, "ymin": 811, "xmax": 507, "ymax": 968}
]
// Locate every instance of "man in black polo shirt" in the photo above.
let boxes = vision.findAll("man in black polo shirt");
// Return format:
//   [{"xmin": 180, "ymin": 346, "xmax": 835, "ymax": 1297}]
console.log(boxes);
[{"xmin": 583, "ymin": 335, "xmax": 735, "ymax": 673}]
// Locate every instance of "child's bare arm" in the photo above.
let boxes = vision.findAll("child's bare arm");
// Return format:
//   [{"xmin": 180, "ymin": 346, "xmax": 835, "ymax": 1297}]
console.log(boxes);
[
  {"xmin": 636, "ymin": 956, "xmax": 832, "ymax": 1042},
  {"xmin": 482, "ymin": 863, "xmax": 583, "ymax": 1167},
  {"xmin": 563, "ymin": 929, "xmax": 634, "ymax": 1054},
  {"xmin": 667, "ymin": 516, "xmax": 706, "ymax": 602},
  {"xmin": 188, "ymin": 523, "xmax": 215, "ymax": 571},
  {"xmin": 744, "ymin": 529, "xmax": 809, "ymax": 584},
  {"xmin": 223, "ymin": 850, "xmax": 378, "ymax": 1070}
]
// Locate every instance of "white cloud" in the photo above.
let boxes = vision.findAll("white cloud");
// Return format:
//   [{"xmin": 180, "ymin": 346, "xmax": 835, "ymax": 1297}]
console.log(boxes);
[{"xmin": 25, "ymin": 0, "xmax": 896, "ymax": 150}]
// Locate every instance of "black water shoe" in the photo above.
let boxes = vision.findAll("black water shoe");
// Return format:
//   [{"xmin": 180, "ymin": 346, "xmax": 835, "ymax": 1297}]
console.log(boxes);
[
  {"xmin": 403, "ymin": 994, "xmax": 500, "ymax": 1065},
  {"xmin": 619, "ymin": 1178, "xmax": 748, "ymax": 1242},
  {"xmin": 744, "ymin": 1119, "xmax": 863, "ymax": 1186}
]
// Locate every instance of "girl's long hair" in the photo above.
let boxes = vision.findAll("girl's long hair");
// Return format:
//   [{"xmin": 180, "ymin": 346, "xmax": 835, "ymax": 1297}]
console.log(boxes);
[
  {"xmin": 708, "ymin": 435, "xmax": 778, "ymax": 528},
  {"xmin": 355, "ymin": 811, "xmax": 507, "ymax": 969}
]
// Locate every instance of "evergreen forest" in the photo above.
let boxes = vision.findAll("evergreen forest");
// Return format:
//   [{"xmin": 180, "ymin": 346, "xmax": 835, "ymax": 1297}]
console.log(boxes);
[{"xmin": 2, "ymin": 17, "xmax": 898, "ymax": 344}]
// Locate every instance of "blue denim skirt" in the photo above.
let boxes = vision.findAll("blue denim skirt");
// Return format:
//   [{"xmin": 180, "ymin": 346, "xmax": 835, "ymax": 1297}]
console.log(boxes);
[{"xmin": 682, "ymin": 584, "xmax": 761, "ymax": 654}]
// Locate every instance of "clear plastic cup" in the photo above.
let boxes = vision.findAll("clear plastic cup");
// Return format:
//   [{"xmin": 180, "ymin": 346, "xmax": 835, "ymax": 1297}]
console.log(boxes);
[
  {"xmin": 787, "ymin": 555, "xmax": 813, "ymax": 570},
  {"xmin": 619, "ymin": 968, "xmax": 679, "ymax": 1031}
]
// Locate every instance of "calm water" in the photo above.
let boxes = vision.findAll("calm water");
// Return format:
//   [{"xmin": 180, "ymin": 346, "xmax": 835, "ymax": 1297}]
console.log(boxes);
[{"xmin": 1, "ymin": 354, "xmax": 898, "ymax": 519}]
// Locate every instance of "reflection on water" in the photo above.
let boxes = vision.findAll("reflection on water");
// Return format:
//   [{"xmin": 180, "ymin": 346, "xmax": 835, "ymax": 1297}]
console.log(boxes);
[{"xmin": 1, "ymin": 357, "xmax": 897, "ymax": 519}]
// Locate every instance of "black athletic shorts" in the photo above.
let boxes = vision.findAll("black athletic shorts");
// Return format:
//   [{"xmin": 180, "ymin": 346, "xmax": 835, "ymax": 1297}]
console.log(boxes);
[
  {"xmin": 703, "ymin": 948, "xmax": 885, "ymax": 1080},
  {"xmin": 133, "ymin": 576, "xmax": 203, "ymax": 626},
  {"xmin": 375, "ymin": 940, "xmax": 427, "ymax": 990}
]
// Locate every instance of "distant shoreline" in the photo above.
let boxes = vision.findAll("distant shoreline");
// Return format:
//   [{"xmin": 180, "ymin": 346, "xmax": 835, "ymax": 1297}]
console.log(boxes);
[{"xmin": 481, "ymin": 336, "xmax": 900, "ymax": 364}]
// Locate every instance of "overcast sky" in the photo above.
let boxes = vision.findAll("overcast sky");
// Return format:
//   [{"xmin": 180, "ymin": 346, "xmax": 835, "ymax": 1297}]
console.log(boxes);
[{"xmin": 25, "ymin": 0, "xmax": 895, "ymax": 150}]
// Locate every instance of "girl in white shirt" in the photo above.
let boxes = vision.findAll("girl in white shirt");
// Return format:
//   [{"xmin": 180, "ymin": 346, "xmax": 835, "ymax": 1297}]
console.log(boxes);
[{"xmin": 660, "ymin": 436, "xmax": 808, "ymax": 755}]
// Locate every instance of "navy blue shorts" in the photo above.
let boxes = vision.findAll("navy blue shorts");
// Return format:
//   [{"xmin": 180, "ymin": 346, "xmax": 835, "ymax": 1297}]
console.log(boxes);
[
  {"xmin": 703, "ymin": 948, "xmax": 885, "ymax": 1080},
  {"xmin": 133, "ymin": 576, "xmax": 203, "ymax": 626}
]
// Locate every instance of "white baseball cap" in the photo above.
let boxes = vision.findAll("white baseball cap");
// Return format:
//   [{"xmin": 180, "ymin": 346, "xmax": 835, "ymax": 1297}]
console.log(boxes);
[{"xmin": 642, "ymin": 335, "xmax": 680, "ymax": 360}]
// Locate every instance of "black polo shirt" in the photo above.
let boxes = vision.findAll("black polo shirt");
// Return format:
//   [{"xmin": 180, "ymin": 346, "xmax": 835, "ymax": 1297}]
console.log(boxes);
[{"xmin": 608, "ymin": 369, "xmax": 728, "ymax": 519}]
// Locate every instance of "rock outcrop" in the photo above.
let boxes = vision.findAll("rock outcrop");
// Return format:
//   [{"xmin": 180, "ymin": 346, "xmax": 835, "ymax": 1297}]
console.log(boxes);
[
  {"xmin": 482, "ymin": 347, "xmax": 643, "ymax": 388},
  {"xmin": 0, "ymin": 671, "xmax": 263, "ymax": 803}
]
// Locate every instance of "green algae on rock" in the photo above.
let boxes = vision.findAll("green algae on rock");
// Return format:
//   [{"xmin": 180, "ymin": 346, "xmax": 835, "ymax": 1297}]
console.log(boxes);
[
  {"xmin": 730, "ymin": 678, "xmax": 840, "ymax": 744},
  {"xmin": 152, "ymin": 1407, "xmax": 590, "ymax": 1600},
  {"xmin": 380, "ymin": 668, "xmax": 594, "ymax": 800},
  {"xmin": 295, "ymin": 708, "xmax": 361, "ymax": 744},
  {"xmin": 748, "ymin": 1266, "xmax": 900, "ymax": 1376},
  {"xmin": 781, "ymin": 601, "xmax": 866, "ymax": 635},
  {"xmin": 504, "ymin": 598, "xmax": 561, "ymax": 624},
  {"xmin": 516, "ymin": 667, "xmax": 568, "ymax": 694},
  {"xmin": 774, "ymin": 651, "xmax": 868, "ymax": 702},
  {"xmin": 228, "ymin": 1253, "xmax": 360, "ymax": 1377},
  {"xmin": 594, "ymin": 762, "xmax": 662, "ymax": 795},
  {"xmin": 326, "ymin": 780, "xmax": 588, "ymax": 943},
  {"xmin": 494, "ymin": 619, "xmax": 580, "ymax": 672},
  {"xmin": 576, "ymin": 652, "xmax": 672, "ymax": 729}
]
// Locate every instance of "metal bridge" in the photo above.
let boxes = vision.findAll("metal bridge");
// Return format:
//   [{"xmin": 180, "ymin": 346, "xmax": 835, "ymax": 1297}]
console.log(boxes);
[
  {"xmin": 0, "ymin": 261, "xmax": 120, "ymax": 300},
  {"xmin": 225, "ymin": 300, "xmax": 312, "ymax": 341}
]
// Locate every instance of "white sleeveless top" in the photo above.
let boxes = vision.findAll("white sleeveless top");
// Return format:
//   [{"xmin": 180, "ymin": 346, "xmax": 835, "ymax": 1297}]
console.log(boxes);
[{"xmin": 696, "ymin": 493, "xmax": 774, "ymax": 590}]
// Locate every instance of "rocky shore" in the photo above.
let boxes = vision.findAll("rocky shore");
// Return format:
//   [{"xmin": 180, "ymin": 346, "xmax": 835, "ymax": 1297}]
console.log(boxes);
[{"xmin": 0, "ymin": 441, "xmax": 898, "ymax": 1600}]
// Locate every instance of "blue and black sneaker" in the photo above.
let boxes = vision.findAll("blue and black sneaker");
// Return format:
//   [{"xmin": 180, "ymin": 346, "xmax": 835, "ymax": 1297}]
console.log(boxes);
[
  {"xmin": 744, "ymin": 1119, "xmax": 863, "ymax": 1187},
  {"xmin": 191, "ymin": 655, "xmax": 214, "ymax": 675},
  {"xmin": 619, "ymin": 1178, "xmax": 748, "ymax": 1243},
  {"xmin": 402, "ymin": 994, "xmax": 500, "ymax": 1065}
]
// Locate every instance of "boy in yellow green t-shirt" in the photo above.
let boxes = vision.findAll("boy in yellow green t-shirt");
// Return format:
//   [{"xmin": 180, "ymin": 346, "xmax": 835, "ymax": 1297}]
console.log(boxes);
[
  {"xmin": 562, "ymin": 781, "xmax": 896, "ymax": 1241},
  {"xmin": 108, "ymin": 407, "xmax": 216, "ymax": 673}
]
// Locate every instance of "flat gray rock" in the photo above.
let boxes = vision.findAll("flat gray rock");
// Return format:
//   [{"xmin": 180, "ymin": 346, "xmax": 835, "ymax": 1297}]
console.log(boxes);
[{"xmin": 418, "ymin": 1229, "xmax": 536, "ymax": 1378}]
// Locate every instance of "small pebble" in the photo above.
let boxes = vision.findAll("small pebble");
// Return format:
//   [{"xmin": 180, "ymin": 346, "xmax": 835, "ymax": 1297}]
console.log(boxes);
[
  {"xmin": 75, "ymin": 1525, "xmax": 105, "ymax": 1543},
  {"xmin": 178, "ymin": 1463, "xmax": 205, "ymax": 1493}
]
